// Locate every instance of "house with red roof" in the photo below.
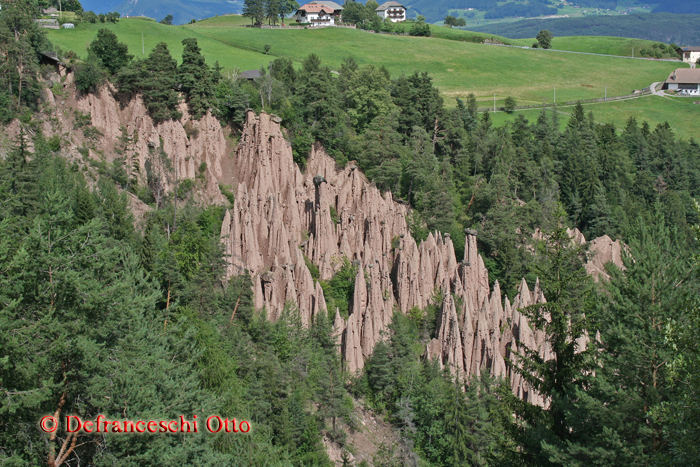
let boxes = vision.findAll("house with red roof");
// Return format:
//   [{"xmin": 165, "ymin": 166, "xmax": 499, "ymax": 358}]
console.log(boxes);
[{"xmin": 294, "ymin": 2, "xmax": 344, "ymax": 26}]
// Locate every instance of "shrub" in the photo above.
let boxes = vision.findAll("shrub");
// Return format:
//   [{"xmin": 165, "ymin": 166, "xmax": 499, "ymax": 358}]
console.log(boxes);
[
  {"xmin": 82, "ymin": 11, "xmax": 98, "ymax": 23},
  {"xmin": 504, "ymin": 96, "xmax": 516, "ymax": 114},
  {"xmin": 320, "ymin": 257, "xmax": 358, "ymax": 318},
  {"xmin": 74, "ymin": 54, "xmax": 107, "ymax": 93},
  {"xmin": 177, "ymin": 178, "xmax": 195, "ymax": 198},
  {"xmin": 219, "ymin": 183, "xmax": 235, "ymax": 204},
  {"xmin": 47, "ymin": 135, "xmax": 61, "ymax": 152},
  {"xmin": 304, "ymin": 255, "xmax": 320, "ymax": 280},
  {"xmin": 410, "ymin": 21, "xmax": 431, "ymax": 37}
]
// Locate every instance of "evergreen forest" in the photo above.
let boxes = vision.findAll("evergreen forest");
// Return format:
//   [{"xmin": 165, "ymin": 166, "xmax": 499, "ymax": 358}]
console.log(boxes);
[{"xmin": 1, "ymin": 1, "xmax": 700, "ymax": 465}]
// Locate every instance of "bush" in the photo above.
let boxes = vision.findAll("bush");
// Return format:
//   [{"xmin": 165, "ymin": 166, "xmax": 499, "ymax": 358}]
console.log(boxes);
[
  {"xmin": 177, "ymin": 178, "xmax": 195, "ymax": 198},
  {"xmin": 105, "ymin": 12, "xmax": 120, "ymax": 23},
  {"xmin": 47, "ymin": 135, "xmax": 61, "ymax": 152},
  {"xmin": 74, "ymin": 54, "xmax": 108, "ymax": 93},
  {"xmin": 219, "ymin": 183, "xmax": 235, "ymax": 204},
  {"xmin": 504, "ymin": 96, "xmax": 516, "ymax": 113},
  {"xmin": 320, "ymin": 257, "xmax": 358, "ymax": 319},
  {"xmin": 410, "ymin": 21, "xmax": 431, "ymax": 37},
  {"xmin": 82, "ymin": 11, "xmax": 98, "ymax": 23}
]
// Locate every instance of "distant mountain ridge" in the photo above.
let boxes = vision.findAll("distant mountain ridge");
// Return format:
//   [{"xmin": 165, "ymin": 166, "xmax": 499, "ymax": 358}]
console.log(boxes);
[
  {"xmin": 81, "ymin": 0, "xmax": 243, "ymax": 24},
  {"xmin": 468, "ymin": 13, "xmax": 700, "ymax": 45}
]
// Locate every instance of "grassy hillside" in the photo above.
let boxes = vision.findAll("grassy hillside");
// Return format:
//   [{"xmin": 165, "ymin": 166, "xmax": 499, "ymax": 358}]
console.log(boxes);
[
  {"xmin": 532, "ymin": 36, "xmax": 676, "ymax": 57},
  {"xmin": 46, "ymin": 17, "xmax": 272, "ymax": 71},
  {"xmin": 469, "ymin": 13, "xmax": 700, "ymax": 44},
  {"xmin": 183, "ymin": 17, "xmax": 679, "ymax": 104},
  {"xmin": 489, "ymin": 95, "xmax": 700, "ymax": 140},
  {"xmin": 47, "ymin": 16, "xmax": 695, "ymax": 136},
  {"xmin": 431, "ymin": 26, "xmax": 672, "ymax": 57}
]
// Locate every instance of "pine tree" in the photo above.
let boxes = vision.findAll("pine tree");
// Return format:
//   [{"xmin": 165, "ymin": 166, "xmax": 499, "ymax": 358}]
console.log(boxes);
[
  {"xmin": 513, "ymin": 205, "xmax": 596, "ymax": 463},
  {"xmin": 142, "ymin": 42, "xmax": 181, "ymax": 122},
  {"xmin": 96, "ymin": 177, "xmax": 135, "ymax": 243},
  {"xmin": 3, "ymin": 128, "xmax": 39, "ymax": 216},
  {"xmin": 652, "ymin": 202, "xmax": 700, "ymax": 465},
  {"xmin": 178, "ymin": 38, "xmax": 213, "ymax": 119},
  {"xmin": 445, "ymin": 376, "xmax": 477, "ymax": 466},
  {"xmin": 73, "ymin": 183, "xmax": 95, "ymax": 225},
  {"xmin": 567, "ymin": 101, "xmax": 586, "ymax": 129}
]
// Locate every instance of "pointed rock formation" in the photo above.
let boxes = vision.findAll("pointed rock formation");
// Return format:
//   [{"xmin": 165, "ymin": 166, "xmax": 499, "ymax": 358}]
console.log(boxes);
[{"xmin": 219, "ymin": 111, "xmax": 621, "ymax": 404}]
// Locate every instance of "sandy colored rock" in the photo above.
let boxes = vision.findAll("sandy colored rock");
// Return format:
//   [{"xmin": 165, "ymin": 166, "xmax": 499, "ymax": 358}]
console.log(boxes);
[{"xmin": 217, "ymin": 111, "xmax": 555, "ymax": 402}]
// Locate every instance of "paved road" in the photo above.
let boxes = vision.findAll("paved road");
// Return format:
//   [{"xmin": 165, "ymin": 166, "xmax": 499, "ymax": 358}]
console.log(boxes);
[{"xmin": 650, "ymin": 82, "xmax": 665, "ymax": 96}]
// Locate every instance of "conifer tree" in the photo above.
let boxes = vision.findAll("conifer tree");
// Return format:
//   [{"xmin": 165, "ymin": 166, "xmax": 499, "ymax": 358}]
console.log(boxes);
[
  {"xmin": 142, "ymin": 42, "xmax": 181, "ymax": 122},
  {"xmin": 513, "ymin": 205, "xmax": 596, "ymax": 463},
  {"xmin": 178, "ymin": 38, "xmax": 214, "ymax": 119},
  {"xmin": 73, "ymin": 183, "xmax": 95, "ymax": 224},
  {"xmin": 87, "ymin": 28, "xmax": 133, "ymax": 75}
]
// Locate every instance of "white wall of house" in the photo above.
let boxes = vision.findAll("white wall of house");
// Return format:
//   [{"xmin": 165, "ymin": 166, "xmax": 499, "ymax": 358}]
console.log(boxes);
[
  {"xmin": 295, "ymin": 10, "xmax": 336, "ymax": 26},
  {"xmin": 682, "ymin": 50, "xmax": 700, "ymax": 65},
  {"xmin": 377, "ymin": 7, "xmax": 405, "ymax": 22}
]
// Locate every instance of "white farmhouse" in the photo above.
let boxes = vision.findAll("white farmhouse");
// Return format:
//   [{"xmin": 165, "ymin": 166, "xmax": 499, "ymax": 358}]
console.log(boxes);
[
  {"xmin": 294, "ymin": 2, "xmax": 343, "ymax": 26},
  {"xmin": 663, "ymin": 68, "xmax": 700, "ymax": 91},
  {"xmin": 680, "ymin": 47, "xmax": 700, "ymax": 66},
  {"xmin": 375, "ymin": 1, "xmax": 406, "ymax": 22}
]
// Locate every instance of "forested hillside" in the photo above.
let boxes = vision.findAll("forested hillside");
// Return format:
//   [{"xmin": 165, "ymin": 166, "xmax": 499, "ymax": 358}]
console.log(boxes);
[
  {"xmin": 652, "ymin": 0, "xmax": 700, "ymax": 15},
  {"xmin": 470, "ymin": 12, "xmax": 700, "ymax": 43},
  {"xmin": 2, "ymin": 0, "xmax": 700, "ymax": 465}
]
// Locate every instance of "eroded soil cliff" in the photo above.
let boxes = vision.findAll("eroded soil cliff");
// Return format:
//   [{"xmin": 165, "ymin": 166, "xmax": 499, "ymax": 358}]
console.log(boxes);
[{"xmin": 219, "ymin": 111, "xmax": 624, "ymax": 405}]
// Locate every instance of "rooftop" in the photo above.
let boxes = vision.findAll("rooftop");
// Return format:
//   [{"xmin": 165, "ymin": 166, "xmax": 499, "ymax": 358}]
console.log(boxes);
[
  {"xmin": 241, "ymin": 70, "xmax": 262, "ymax": 80},
  {"xmin": 665, "ymin": 68, "xmax": 700, "ymax": 84},
  {"xmin": 376, "ymin": 1, "xmax": 406, "ymax": 11},
  {"xmin": 680, "ymin": 46, "xmax": 700, "ymax": 52},
  {"xmin": 308, "ymin": 1, "xmax": 343, "ymax": 10},
  {"xmin": 297, "ymin": 3, "xmax": 336, "ymax": 14}
]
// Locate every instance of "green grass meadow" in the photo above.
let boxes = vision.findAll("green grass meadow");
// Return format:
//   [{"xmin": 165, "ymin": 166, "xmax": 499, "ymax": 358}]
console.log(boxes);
[
  {"xmin": 182, "ymin": 19, "xmax": 679, "ymax": 102},
  {"xmin": 46, "ymin": 16, "xmax": 695, "ymax": 137},
  {"xmin": 46, "ymin": 17, "xmax": 273, "ymax": 72},
  {"xmin": 489, "ymin": 94, "xmax": 700, "ymax": 140}
]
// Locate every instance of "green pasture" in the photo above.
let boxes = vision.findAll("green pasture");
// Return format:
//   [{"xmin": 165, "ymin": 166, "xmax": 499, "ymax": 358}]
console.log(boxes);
[
  {"xmin": 428, "ymin": 25, "xmax": 514, "ymax": 44},
  {"xmin": 181, "ymin": 19, "xmax": 679, "ymax": 103},
  {"xmin": 536, "ymin": 36, "xmax": 677, "ymax": 58},
  {"xmin": 488, "ymin": 94, "xmax": 699, "ymax": 140},
  {"xmin": 433, "ymin": 26, "xmax": 676, "ymax": 59},
  {"xmin": 46, "ymin": 16, "xmax": 695, "ymax": 137},
  {"xmin": 46, "ymin": 17, "xmax": 272, "ymax": 71}
]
